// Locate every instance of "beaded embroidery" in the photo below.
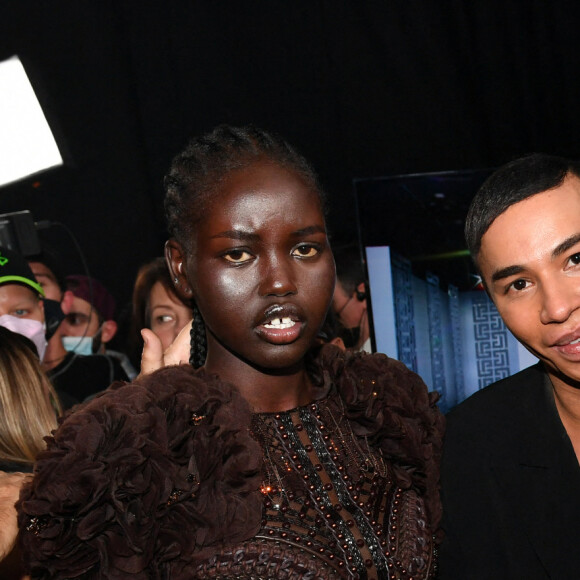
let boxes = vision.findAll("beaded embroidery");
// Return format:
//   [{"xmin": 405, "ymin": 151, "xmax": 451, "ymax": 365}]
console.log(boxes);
[{"xmin": 204, "ymin": 394, "xmax": 438, "ymax": 580}]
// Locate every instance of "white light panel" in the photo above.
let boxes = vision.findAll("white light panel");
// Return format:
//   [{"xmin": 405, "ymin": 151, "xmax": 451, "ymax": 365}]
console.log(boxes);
[{"xmin": 0, "ymin": 55, "xmax": 63, "ymax": 187}]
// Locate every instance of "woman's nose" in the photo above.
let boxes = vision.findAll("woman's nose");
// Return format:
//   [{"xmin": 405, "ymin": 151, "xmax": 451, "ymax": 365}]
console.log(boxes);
[{"xmin": 258, "ymin": 255, "xmax": 297, "ymax": 297}]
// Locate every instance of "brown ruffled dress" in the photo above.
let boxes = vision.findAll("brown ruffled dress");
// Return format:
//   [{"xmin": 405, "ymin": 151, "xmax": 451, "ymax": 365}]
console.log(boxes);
[{"xmin": 18, "ymin": 345, "xmax": 444, "ymax": 579}]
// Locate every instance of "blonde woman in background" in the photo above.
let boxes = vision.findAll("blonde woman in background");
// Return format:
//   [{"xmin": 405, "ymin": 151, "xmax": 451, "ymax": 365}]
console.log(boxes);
[{"xmin": 0, "ymin": 326, "xmax": 62, "ymax": 579}]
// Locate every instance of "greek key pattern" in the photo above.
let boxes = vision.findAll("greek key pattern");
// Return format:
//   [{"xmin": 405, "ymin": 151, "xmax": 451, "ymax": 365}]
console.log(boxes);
[
  {"xmin": 448, "ymin": 284, "xmax": 465, "ymax": 404},
  {"xmin": 426, "ymin": 273, "xmax": 446, "ymax": 398},
  {"xmin": 472, "ymin": 294, "xmax": 511, "ymax": 388},
  {"xmin": 391, "ymin": 252, "xmax": 418, "ymax": 372}
]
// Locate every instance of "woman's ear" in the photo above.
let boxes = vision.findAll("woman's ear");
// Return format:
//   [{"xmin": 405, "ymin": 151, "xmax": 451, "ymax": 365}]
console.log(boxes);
[{"xmin": 165, "ymin": 240, "xmax": 194, "ymax": 301}]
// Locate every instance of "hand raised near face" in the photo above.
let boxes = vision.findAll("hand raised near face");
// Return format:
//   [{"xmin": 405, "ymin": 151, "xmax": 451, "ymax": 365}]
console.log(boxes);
[
  {"xmin": 0, "ymin": 471, "xmax": 33, "ymax": 561},
  {"xmin": 139, "ymin": 320, "xmax": 192, "ymax": 377}
]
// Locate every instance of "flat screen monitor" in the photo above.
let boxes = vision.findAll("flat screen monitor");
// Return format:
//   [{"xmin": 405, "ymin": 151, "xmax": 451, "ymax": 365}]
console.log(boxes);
[{"xmin": 354, "ymin": 170, "xmax": 537, "ymax": 411}]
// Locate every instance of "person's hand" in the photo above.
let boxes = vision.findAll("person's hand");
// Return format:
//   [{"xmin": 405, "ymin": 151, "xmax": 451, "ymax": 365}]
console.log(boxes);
[
  {"xmin": 0, "ymin": 471, "xmax": 32, "ymax": 561},
  {"xmin": 139, "ymin": 321, "xmax": 192, "ymax": 377}
]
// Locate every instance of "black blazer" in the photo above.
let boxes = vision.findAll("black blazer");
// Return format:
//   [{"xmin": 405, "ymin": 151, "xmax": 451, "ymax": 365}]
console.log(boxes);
[{"xmin": 439, "ymin": 363, "xmax": 580, "ymax": 579}]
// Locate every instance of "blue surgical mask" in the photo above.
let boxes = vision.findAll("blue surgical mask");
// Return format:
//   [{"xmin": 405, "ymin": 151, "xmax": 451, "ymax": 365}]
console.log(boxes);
[{"xmin": 61, "ymin": 335, "xmax": 94, "ymax": 356}]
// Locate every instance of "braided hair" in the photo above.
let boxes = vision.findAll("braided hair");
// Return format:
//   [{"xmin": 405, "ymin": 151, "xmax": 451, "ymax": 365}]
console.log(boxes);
[{"xmin": 164, "ymin": 124, "xmax": 326, "ymax": 368}]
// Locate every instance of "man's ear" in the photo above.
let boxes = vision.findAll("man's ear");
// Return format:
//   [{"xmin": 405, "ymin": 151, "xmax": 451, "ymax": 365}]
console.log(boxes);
[
  {"xmin": 100, "ymin": 320, "xmax": 118, "ymax": 344},
  {"xmin": 165, "ymin": 240, "xmax": 194, "ymax": 301},
  {"xmin": 355, "ymin": 282, "xmax": 367, "ymax": 303},
  {"xmin": 60, "ymin": 290, "xmax": 75, "ymax": 315}
]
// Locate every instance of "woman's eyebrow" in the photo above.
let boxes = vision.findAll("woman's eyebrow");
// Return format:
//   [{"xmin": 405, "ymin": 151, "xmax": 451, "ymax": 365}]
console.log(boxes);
[
  {"xmin": 210, "ymin": 229, "xmax": 260, "ymax": 242},
  {"xmin": 291, "ymin": 225, "xmax": 326, "ymax": 237}
]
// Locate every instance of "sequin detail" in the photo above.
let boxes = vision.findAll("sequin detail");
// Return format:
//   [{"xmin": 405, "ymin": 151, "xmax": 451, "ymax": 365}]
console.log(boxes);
[{"xmin": 193, "ymin": 396, "xmax": 437, "ymax": 579}]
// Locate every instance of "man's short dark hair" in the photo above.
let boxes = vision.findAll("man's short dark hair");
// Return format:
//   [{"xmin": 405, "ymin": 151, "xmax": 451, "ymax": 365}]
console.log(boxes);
[
  {"xmin": 332, "ymin": 243, "xmax": 365, "ymax": 296},
  {"xmin": 465, "ymin": 153, "xmax": 580, "ymax": 266}
]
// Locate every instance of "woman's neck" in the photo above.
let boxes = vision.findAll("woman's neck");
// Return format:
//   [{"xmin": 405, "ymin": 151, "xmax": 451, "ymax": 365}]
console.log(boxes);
[{"xmin": 204, "ymin": 353, "xmax": 315, "ymax": 413}]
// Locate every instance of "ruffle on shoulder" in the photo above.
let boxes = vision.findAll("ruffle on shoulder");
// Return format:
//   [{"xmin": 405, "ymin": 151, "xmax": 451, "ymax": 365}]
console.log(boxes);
[
  {"xmin": 17, "ymin": 365, "xmax": 263, "ymax": 579},
  {"xmin": 311, "ymin": 345, "xmax": 444, "ymax": 532}
]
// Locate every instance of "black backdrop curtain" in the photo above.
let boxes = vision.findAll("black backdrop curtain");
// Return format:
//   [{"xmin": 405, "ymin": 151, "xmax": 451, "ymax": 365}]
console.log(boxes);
[{"xmin": 0, "ymin": 0, "xmax": 579, "ymax": 302}]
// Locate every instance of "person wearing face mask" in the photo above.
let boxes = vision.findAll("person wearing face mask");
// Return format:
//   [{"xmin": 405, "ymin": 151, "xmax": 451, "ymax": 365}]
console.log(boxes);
[
  {"xmin": 53, "ymin": 275, "xmax": 133, "ymax": 395},
  {"xmin": 332, "ymin": 243, "xmax": 372, "ymax": 352},
  {"xmin": 0, "ymin": 246, "xmax": 50, "ymax": 362},
  {"xmin": 60, "ymin": 275, "xmax": 119, "ymax": 356},
  {"xmin": 0, "ymin": 247, "xmax": 81, "ymax": 413}
]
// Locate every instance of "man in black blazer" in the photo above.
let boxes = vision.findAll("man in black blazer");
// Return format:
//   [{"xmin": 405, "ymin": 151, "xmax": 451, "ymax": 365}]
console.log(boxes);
[{"xmin": 440, "ymin": 154, "xmax": 580, "ymax": 579}]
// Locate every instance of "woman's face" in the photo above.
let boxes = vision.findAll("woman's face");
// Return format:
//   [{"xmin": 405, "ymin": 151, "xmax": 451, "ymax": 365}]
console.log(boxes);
[
  {"xmin": 148, "ymin": 281, "xmax": 193, "ymax": 351},
  {"xmin": 169, "ymin": 160, "xmax": 336, "ymax": 372}
]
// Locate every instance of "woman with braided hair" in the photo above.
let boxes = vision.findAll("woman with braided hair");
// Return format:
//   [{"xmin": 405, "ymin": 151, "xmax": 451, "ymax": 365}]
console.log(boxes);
[{"xmin": 18, "ymin": 125, "xmax": 443, "ymax": 579}]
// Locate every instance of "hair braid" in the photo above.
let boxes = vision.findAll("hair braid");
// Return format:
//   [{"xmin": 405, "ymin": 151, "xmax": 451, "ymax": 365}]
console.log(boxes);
[{"xmin": 189, "ymin": 303, "xmax": 207, "ymax": 369}]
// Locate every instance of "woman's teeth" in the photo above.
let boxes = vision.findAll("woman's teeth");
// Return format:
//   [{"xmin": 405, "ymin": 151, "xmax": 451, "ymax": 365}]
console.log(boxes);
[{"xmin": 264, "ymin": 317, "xmax": 295, "ymax": 329}]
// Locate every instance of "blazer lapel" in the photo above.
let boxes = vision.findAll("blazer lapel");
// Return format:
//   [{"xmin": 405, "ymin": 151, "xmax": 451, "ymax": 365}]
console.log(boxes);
[{"xmin": 492, "ymin": 370, "xmax": 580, "ymax": 576}]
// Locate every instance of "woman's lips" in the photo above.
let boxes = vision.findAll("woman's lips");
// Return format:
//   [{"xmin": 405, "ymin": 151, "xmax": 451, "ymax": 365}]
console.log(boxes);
[{"xmin": 255, "ymin": 314, "xmax": 303, "ymax": 344}]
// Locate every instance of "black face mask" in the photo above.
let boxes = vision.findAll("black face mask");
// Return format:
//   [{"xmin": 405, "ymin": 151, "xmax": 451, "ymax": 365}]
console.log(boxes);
[
  {"xmin": 43, "ymin": 298, "xmax": 65, "ymax": 340},
  {"xmin": 91, "ymin": 327, "xmax": 103, "ymax": 354},
  {"xmin": 338, "ymin": 325, "xmax": 361, "ymax": 349}
]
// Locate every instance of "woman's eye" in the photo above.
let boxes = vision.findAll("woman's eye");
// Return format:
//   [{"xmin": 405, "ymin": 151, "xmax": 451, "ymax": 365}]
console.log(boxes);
[
  {"xmin": 155, "ymin": 314, "xmax": 175, "ymax": 325},
  {"xmin": 223, "ymin": 249, "xmax": 253, "ymax": 264},
  {"xmin": 14, "ymin": 309, "xmax": 28, "ymax": 317},
  {"xmin": 292, "ymin": 244, "xmax": 319, "ymax": 258}
]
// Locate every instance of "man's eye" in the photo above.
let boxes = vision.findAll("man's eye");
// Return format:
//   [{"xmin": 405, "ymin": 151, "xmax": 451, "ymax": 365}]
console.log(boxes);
[
  {"xmin": 292, "ymin": 244, "xmax": 319, "ymax": 258},
  {"xmin": 14, "ymin": 309, "xmax": 28, "ymax": 317},
  {"xmin": 223, "ymin": 250, "xmax": 252, "ymax": 263},
  {"xmin": 569, "ymin": 253, "xmax": 580, "ymax": 266},
  {"xmin": 65, "ymin": 313, "xmax": 88, "ymax": 326},
  {"xmin": 510, "ymin": 279, "xmax": 528, "ymax": 291}
]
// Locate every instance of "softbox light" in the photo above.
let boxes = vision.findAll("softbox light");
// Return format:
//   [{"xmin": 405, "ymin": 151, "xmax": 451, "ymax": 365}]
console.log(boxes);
[{"xmin": 0, "ymin": 55, "xmax": 63, "ymax": 188}]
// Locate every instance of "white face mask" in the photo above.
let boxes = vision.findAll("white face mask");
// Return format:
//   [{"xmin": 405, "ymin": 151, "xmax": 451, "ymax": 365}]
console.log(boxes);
[
  {"xmin": 61, "ymin": 335, "xmax": 94, "ymax": 356},
  {"xmin": 0, "ymin": 314, "xmax": 48, "ymax": 361}
]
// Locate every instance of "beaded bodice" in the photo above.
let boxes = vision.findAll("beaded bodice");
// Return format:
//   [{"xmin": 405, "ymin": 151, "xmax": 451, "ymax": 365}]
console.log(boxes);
[{"xmin": 193, "ymin": 394, "xmax": 436, "ymax": 579}]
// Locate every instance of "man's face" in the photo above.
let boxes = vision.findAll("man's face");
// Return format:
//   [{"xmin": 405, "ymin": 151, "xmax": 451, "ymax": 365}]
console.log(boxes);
[
  {"xmin": 479, "ymin": 174, "xmax": 580, "ymax": 389},
  {"xmin": 28, "ymin": 261, "xmax": 63, "ymax": 301},
  {"xmin": 59, "ymin": 296, "xmax": 101, "ymax": 337},
  {"xmin": 0, "ymin": 284, "xmax": 44, "ymax": 322},
  {"xmin": 332, "ymin": 282, "xmax": 366, "ymax": 330}
]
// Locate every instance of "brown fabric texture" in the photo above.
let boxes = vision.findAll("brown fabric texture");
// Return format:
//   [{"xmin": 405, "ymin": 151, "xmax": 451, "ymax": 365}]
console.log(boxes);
[{"xmin": 18, "ymin": 345, "xmax": 443, "ymax": 579}]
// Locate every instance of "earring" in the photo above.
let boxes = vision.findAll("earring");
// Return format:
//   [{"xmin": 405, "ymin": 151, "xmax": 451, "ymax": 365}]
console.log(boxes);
[
  {"xmin": 178, "ymin": 262, "xmax": 183, "ymax": 274},
  {"xmin": 184, "ymin": 287, "xmax": 192, "ymax": 295},
  {"xmin": 174, "ymin": 276, "xmax": 179, "ymax": 284}
]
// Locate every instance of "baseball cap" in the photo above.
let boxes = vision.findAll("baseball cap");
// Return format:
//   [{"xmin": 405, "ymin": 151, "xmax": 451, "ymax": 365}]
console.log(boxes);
[
  {"xmin": 0, "ymin": 246, "xmax": 45, "ymax": 297},
  {"xmin": 66, "ymin": 275, "xmax": 116, "ymax": 321}
]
